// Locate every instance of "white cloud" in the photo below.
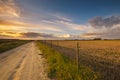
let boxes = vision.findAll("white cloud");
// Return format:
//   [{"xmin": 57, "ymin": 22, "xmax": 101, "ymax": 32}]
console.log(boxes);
[{"xmin": 54, "ymin": 34, "xmax": 70, "ymax": 38}]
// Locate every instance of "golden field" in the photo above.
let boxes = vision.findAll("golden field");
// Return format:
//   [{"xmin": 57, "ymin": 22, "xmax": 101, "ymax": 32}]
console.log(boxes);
[
  {"xmin": 50, "ymin": 40, "xmax": 120, "ymax": 63},
  {"xmin": 45, "ymin": 40, "xmax": 120, "ymax": 80}
]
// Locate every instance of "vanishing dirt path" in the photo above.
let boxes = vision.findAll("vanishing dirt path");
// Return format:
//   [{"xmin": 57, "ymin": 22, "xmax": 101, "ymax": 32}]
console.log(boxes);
[{"xmin": 0, "ymin": 42, "xmax": 50, "ymax": 80}]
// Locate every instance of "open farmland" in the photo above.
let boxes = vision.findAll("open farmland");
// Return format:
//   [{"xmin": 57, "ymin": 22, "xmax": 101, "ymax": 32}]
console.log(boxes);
[
  {"xmin": 44, "ymin": 40, "xmax": 120, "ymax": 80},
  {"xmin": 0, "ymin": 39, "xmax": 30, "ymax": 53},
  {"xmin": 50, "ymin": 40, "xmax": 120, "ymax": 63},
  {"xmin": 37, "ymin": 42, "xmax": 97, "ymax": 80}
]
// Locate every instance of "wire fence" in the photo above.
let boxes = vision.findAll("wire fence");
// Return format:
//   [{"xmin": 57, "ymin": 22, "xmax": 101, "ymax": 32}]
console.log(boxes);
[{"xmin": 40, "ymin": 40, "xmax": 120, "ymax": 80}]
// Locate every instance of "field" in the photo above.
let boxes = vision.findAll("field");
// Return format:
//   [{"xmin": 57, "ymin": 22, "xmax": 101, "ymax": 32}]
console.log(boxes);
[
  {"xmin": 43, "ymin": 40, "xmax": 120, "ymax": 80},
  {"xmin": 37, "ymin": 42, "xmax": 97, "ymax": 80},
  {"xmin": 1, "ymin": 39, "xmax": 120, "ymax": 80},
  {"xmin": 0, "ymin": 39, "xmax": 30, "ymax": 53}
]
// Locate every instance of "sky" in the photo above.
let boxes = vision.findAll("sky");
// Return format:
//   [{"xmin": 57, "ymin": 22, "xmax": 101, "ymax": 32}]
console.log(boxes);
[{"xmin": 0, "ymin": 0, "xmax": 120, "ymax": 39}]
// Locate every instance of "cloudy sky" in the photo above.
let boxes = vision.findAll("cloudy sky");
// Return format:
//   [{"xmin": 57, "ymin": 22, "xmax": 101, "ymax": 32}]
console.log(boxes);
[{"xmin": 0, "ymin": 0, "xmax": 120, "ymax": 39}]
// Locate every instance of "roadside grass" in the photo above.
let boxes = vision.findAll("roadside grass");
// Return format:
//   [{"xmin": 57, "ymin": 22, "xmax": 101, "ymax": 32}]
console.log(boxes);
[
  {"xmin": 45, "ymin": 41, "xmax": 120, "ymax": 80},
  {"xmin": 37, "ymin": 42, "xmax": 98, "ymax": 80},
  {"xmin": 0, "ymin": 40, "xmax": 29, "ymax": 53}
]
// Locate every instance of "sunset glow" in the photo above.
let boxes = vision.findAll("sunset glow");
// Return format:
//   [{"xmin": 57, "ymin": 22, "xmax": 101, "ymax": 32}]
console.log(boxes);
[{"xmin": 0, "ymin": 0, "xmax": 120, "ymax": 39}]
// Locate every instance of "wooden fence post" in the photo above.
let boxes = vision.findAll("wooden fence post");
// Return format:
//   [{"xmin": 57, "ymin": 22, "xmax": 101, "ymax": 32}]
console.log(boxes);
[
  {"xmin": 57, "ymin": 40, "xmax": 59, "ymax": 46},
  {"xmin": 76, "ymin": 42, "xmax": 79, "ymax": 70},
  {"xmin": 51, "ymin": 40, "xmax": 52, "ymax": 48},
  {"xmin": 44, "ymin": 40, "xmax": 45, "ymax": 44}
]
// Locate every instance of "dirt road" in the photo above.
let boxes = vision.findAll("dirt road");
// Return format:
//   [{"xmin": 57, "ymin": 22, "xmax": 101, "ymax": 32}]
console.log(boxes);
[{"xmin": 0, "ymin": 42, "xmax": 49, "ymax": 80}]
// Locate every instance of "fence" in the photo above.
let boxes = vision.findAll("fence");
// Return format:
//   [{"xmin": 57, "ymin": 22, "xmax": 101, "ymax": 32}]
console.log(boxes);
[{"xmin": 40, "ymin": 40, "xmax": 120, "ymax": 80}]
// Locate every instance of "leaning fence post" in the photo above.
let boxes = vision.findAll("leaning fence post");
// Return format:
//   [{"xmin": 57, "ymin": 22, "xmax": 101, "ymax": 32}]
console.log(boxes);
[{"xmin": 76, "ymin": 42, "xmax": 79, "ymax": 70}]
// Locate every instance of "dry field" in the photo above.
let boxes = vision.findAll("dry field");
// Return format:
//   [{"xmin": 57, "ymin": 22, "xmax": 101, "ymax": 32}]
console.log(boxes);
[
  {"xmin": 46, "ymin": 40, "xmax": 120, "ymax": 63},
  {"xmin": 45, "ymin": 40, "xmax": 120, "ymax": 80},
  {"xmin": 52, "ymin": 40, "xmax": 120, "ymax": 63}
]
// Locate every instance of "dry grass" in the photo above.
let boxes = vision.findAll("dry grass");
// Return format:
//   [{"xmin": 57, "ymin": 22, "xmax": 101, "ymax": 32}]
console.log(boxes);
[
  {"xmin": 37, "ymin": 42, "xmax": 97, "ymax": 80},
  {"xmin": 45, "ymin": 40, "xmax": 120, "ymax": 80},
  {"xmin": 48, "ymin": 40, "xmax": 120, "ymax": 63}
]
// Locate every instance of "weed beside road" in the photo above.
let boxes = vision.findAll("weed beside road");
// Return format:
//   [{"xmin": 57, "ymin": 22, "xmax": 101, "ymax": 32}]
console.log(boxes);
[{"xmin": 37, "ymin": 42, "xmax": 97, "ymax": 80}]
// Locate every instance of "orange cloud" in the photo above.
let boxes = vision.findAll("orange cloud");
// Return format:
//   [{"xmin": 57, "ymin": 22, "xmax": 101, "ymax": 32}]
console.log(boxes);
[{"xmin": 0, "ymin": 32, "xmax": 22, "ymax": 37}]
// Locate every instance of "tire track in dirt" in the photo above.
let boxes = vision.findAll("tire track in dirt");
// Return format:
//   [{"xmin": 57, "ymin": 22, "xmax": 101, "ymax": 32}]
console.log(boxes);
[
  {"xmin": 0, "ymin": 42, "xmax": 50, "ymax": 80},
  {"xmin": 8, "ymin": 54, "xmax": 27, "ymax": 80}
]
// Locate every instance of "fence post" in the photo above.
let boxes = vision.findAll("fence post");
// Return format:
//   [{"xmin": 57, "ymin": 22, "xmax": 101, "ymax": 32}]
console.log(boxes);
[
  {"xmin": 51, "ymin": 40, "xmax": 52, "ymax": 48},
  {"xmin": 76, "ymin": 42, "xmax": 79, "ymax": 70},
  {"xmin": 42, "ymin": 40, "xmax": 44, "ymax": 43},
  {"xmin": 44, "ymin": 40, "xmax": 46, "ymax": 45},
  {"xmin": 57, "ymin": 40, "xmax": 59, "ymax": 46}
]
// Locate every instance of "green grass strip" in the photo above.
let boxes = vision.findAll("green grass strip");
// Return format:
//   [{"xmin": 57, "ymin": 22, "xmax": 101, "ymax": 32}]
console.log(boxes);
[
  {"xmin": 0, "ymin": 41, "xmax": 29, "ymax": 53},
  {"xmin": 37, "ymin": 42, "xmax": 98, "ymax": 80}
]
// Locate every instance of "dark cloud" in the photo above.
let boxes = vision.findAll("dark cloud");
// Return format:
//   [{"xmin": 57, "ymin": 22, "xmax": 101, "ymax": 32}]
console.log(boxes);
[
  {"xmin": 21, "ymin": 32, "xmax": 40, "ymax": 38},
  {"xmin": 20, "ymin": 32, "xmax": 55, "ymax": 38},
  {"xmin": 81, "ymin": 27, "xmax": 120, "ymax": 39},
  {"xmin": 89, "ymin": 16, "xmax": 120, "ymax": 28},
  {"xmin": 39, "ymin": 33, "xmax": 55, "ymax": 38},
  {"xmin": 88, "ymin": 16, "xmax": 120, "ymax": 39},
  {"xmin": 0, "ymin": 31, "xmax": 71, "ymax": 39},
  {"xmin": 0, "ymin": 31, "xmax": 58, "ymax": 39}
]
